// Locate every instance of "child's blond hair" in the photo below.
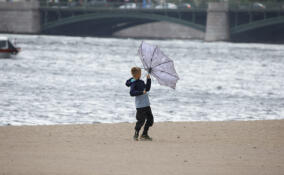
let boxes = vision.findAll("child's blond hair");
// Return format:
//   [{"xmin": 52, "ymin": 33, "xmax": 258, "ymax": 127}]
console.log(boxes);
[{"xmin": 131, "ymin": 67, "xmax": 141, "ymax": 77}]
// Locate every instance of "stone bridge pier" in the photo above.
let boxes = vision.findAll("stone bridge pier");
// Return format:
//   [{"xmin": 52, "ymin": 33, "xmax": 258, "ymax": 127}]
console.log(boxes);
[
  {"xmin": 0, "ymin": 0, "xmax": 40, "ymax": 34},
  {"xmin": 205, "ymin": 2, "xmax": 230, "ymax": 41}
]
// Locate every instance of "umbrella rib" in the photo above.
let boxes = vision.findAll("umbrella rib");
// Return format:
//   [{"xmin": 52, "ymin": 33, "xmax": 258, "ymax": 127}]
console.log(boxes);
[
  {"xmin": 152, "ymin": 60, "xmax": 173, "ymax": 69},
  {"xmin": 150, "ymin": 46, "xmax": 158, "ymax": 69},
  {"xmin": 153, "ymin": 69, "xmax": 179, "ymax": 79}
]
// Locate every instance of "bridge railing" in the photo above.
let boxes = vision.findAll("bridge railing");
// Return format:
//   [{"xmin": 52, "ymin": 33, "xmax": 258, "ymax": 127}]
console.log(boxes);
[
  {"xmin": 38, "ymin": 0, "xmax": 208, "ymax": 11},
  {"xmin": 39, "ymin": 0, "xmax": 284, "ymax": 11},
  {"xmin": 229, "ymin": 1, "xmax": 284, "ymax": 11}
]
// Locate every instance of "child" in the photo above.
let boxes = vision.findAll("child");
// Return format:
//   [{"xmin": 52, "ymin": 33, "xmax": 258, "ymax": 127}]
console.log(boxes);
[{"xmin": 125, "ymin": 67, "xmax": 154, "ymax": 141}]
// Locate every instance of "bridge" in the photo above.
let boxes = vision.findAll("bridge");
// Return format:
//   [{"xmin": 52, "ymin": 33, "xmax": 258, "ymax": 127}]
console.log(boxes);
[
  {"xmin": 39, "ymin": 4, "xmax": 207, "ymax": 38},
  {"xmin": 1, "ymin": 0, "xmax": 284, "ymax": 42}
]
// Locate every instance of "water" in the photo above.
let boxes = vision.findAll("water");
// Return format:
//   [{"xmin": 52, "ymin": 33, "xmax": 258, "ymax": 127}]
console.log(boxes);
[{"xmin": 0, "ymin": 34, "xmax": 283, "ymax": 126}]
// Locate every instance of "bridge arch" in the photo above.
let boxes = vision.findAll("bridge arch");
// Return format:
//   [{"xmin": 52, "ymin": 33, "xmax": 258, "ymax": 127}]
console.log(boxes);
[
  {"xmin": 231, "ymin": 16, "xmax": 284, "ymax": 34},
  {"xmin": 42, "ymin": 12, "xmax": 205, "ymax": 33}
]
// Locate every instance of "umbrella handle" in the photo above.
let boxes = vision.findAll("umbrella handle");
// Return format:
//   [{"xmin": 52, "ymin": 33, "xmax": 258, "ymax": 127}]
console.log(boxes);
[
  {"xmin": 140, "ymin": 67, "xmax": 152, "ymax": 74},
  {"xmin": 147, "ymin": 68, "xmax": 152, "ymax": 74}
]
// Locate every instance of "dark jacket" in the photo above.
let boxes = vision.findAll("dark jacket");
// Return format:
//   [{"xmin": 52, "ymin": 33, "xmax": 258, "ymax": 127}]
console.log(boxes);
[{"xmin": 125, "ymin": 77, "xmax": 151, "ymax": 97}]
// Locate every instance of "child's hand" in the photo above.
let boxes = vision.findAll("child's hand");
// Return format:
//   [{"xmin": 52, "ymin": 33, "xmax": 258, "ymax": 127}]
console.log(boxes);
[
  {"xmin": 147, "ymin": 74, "xmax": 150, "ymax": 79},
  {"xmin": 143, "ymin": 90, "xmax": 146, "ymax": 94}
]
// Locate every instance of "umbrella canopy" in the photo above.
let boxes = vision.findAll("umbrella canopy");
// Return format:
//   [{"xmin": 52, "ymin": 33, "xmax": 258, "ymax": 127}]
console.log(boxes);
[{"xmin": 138, "ymin": 41, "xmax": 180, "ymax": 89}]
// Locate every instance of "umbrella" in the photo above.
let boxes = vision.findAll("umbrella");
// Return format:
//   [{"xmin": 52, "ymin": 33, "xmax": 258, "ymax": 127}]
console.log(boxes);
[{"xmin": 138, "ymin": 41, "xmax": 180, "ymax": 89}]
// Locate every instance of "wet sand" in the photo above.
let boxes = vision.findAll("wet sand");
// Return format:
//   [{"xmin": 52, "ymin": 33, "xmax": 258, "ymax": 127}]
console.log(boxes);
[{"xmin": 0, "ymin": 120, "xmax": 283, "ymax": 175}]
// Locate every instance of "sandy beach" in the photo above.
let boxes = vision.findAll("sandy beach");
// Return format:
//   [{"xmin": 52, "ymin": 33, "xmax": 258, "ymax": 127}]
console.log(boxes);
[{"xmin": 0, "ymin": 120, "xmax": 283, "ymax": 175}]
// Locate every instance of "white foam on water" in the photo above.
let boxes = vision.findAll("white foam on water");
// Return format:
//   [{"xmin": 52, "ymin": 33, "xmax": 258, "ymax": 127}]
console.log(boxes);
[{"xmin": 0, "ymin": 34, "xmax": 283, "ymax": 126}]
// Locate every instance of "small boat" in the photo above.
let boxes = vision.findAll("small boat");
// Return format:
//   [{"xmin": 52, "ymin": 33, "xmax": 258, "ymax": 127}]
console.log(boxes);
[{"xmin": 0, "ymin": 37, "xmax": 21, "ymax": 58}]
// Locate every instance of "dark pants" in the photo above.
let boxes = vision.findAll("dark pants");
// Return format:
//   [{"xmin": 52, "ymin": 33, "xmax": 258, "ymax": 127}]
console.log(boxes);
[{"xmin": 135, "ymin": 106, "xmax": 154, "ymax": 135}]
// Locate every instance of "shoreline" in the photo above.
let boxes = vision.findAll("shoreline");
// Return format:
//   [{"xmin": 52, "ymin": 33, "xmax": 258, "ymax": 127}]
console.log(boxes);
[
  {"xmin": 0, "ymin": 120, "xmax": 283, "ymax": 175},
  {"xmin": 1, "ymin": 118, "xmax": 284, "ymax": 127}
]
